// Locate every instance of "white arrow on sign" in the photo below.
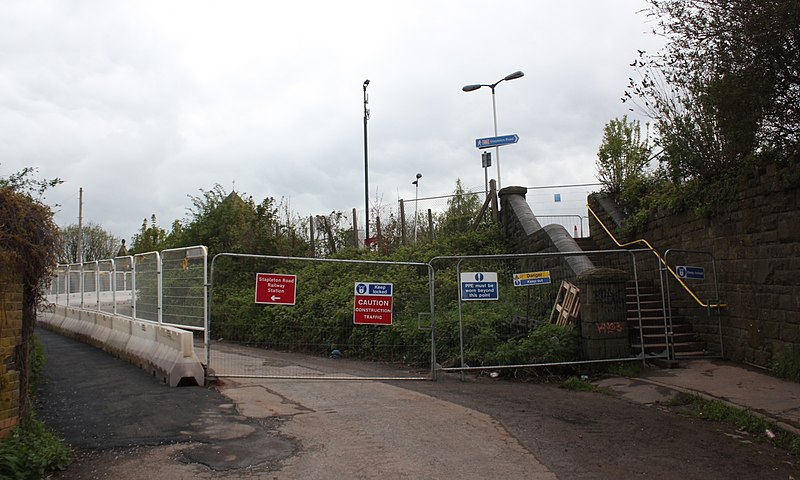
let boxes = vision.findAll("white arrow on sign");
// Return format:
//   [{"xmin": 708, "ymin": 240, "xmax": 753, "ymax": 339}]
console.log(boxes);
[{"xmin": 271, "ymin": 295, "xmax": 280, "ymax": 301}]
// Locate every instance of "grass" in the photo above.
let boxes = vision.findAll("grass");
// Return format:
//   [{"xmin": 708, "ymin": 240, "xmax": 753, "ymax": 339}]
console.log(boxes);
[
  {"xmin": 772, "ymin": 347, "xmax": 800, "ymax": 383},
  {"xmin": 605, "ymin": 361, "xmax": 645, "ymax": 378},
  {"xmin": 668, "ymin": 392, "xmax": 800, "ymax": 457},
  {"xmin": 559, "ymin": 376, "xmax": 614, "ymax": 395}
]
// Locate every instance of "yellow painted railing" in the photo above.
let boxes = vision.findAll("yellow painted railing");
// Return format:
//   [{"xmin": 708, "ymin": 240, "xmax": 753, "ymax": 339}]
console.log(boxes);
[{"xmin": 586, "ymin": 204, "xmax": 726, "ymax": 309}]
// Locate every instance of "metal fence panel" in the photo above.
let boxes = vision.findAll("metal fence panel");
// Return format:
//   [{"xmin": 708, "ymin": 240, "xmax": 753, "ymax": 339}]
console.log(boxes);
[
  {"xmin": 430, "ymin": 250, "xmax": 659, "ymax": 374},
  {"xmin": 207, "ymin": 253, "xmax": 434, "ymax": 380},
  {"xmin": 663, "ymin": 249, "xmax": 724, "ymax": 358},
  {"xmin": 161, "ymin": 246, "xmax": 207, "ymax": 331},
  {"xmin": 134, "ymin": 252, "xmax": 160, "ymax": 322}
]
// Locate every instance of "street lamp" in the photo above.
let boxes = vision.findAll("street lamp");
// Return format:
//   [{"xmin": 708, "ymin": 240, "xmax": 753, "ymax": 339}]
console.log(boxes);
[
  {"xmin": 462, "ymin": 70, "xmax": 524, "ymax": 190},
  {"xmin": 363, "ymin": 79, "xmax": 370, "ymax": 249},
  {"xmin": 412, "ymin": 173, "xmax": 422, "ymax": 242}
]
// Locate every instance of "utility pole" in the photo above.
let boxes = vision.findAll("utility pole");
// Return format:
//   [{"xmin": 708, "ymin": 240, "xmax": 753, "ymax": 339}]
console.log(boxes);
[{"xmin": 78, "ymin": 187, "xmax": 83, "ymax": 263}]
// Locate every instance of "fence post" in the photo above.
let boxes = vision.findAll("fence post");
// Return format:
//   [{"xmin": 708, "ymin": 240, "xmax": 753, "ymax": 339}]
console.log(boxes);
[
  {"xmin": 399, "ymin": 200, "xmax": 406, "ymax": 245},
  {"xmin": 352, "ymin": 208, "xmax": 359, "ymax": 248},
  {"xmin": 375, "ymin": 215, "xmax": 382, "ymax": 253},
  {"xmin": 490, "ymin": 179, "xmax": 499, "ymax": 223},
  {"xmin": 427, "ymin": 209, "xmax": 434, "ymax": 241},
  {"xmin": 309, "ymin": 216, "xmax": 315, "ymax": 257}
]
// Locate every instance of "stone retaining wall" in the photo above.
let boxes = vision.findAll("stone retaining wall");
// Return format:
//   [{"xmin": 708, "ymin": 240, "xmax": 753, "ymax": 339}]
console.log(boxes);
[{"xmin": 588, "ymin": 164, "xmax": 800, "ymax": 366}]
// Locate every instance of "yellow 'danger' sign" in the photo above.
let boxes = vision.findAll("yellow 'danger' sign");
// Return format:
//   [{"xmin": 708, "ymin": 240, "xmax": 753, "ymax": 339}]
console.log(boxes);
[{"xmin": 513, "ymin": 271, "xmax": 551, "ymax": 286}]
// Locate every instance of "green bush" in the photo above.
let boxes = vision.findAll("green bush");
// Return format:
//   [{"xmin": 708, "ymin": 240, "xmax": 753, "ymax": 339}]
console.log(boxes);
[
  {"xmin": 0, "ymin": 413, "xmax": 71, "ymax": 479},
  {"xmin": 487, "ymin": 323, "xmax": 580, "ymax": 366}
]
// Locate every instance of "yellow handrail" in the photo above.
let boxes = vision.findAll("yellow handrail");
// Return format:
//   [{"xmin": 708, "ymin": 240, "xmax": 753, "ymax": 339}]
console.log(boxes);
[{"xmin": 586, "ymin": 203, "xmax": 726, "ymax": 309}]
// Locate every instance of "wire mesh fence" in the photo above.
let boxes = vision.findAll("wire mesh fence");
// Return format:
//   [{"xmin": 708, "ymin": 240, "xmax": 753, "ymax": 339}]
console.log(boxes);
[
  {"xmin": 430, "ymin": 249, "xmax": 655, "ymax": 374},
  {"xmin": 133, "ymin": 252, "xmax": 160, "ymax": 322},
  {"xmin": 207, "ymin": 253, "xmax": 434, "ymax": 379},
  {"xmin": 161, "ymin": 246, "xmax": 207, "ymax": 331}
]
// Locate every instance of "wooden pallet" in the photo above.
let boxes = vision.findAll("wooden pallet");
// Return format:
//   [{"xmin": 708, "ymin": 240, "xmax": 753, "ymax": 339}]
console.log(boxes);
[{"xmin": 550, "ymin": 281, "xmax": 580, "ymax": 327}]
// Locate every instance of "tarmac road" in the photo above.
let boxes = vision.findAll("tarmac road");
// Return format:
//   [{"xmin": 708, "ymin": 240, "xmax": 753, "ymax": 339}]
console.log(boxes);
[{"xmin": 37, "ymin": 329, "xmax": 798, "ymax": 479}]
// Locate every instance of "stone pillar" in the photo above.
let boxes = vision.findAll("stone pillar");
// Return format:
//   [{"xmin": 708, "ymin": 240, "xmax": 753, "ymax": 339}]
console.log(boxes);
[{"xmin": 577, "ymin": 267, "xmax": 630, "ymax": 360}]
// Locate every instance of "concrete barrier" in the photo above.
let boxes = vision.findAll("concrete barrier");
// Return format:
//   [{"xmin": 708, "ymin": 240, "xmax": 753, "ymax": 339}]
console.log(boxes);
[{"xmin": 38, "ymin": 305, "xmax": 204, "ymax": 387}]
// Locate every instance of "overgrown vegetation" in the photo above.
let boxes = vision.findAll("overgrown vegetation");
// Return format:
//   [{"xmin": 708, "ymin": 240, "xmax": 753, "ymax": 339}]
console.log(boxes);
[
  {"xmin": 0, "ymin": 167, "xmax": 71, "ymax": 478},
  {"xmin": 772, "ymin": 347, "xmax": 800, "ymax": 383},
  {"xmin": 668, "ymin": 392, "xmax": 800, "ymax": 457},
  {"xmin": 597, "ymin": 0, "xmax": 799, "ymax": 234},
  {"xmin": 0, "ymin": 414, "xmax": 71, "ymax": 479},
  {"xmin": 559, "ymin": 376, "xmax": 613, "ymax": 395}
]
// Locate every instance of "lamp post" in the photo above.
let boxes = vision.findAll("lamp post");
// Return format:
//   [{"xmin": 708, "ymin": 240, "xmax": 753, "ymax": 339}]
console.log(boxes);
[
  {"xmin": 363, "ymin": 79, "xmax": 370, "ymax": 248},
  {"xmin": 412, "ymin": 173, "xmax": 422, "ymax": 242},
  {"xmin": 462, "ymin": 70, "xmax": 524, "ymax": 190}
]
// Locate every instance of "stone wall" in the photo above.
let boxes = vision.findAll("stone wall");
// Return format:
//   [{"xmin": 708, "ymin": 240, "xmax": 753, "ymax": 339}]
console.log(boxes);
[
  {"xmin": 0, "ymin": 256, "xmax": 22, "ymax": 438},
  {"xmin": 588, "ymin": 164, "xmax": 800, "ymax": 366}
]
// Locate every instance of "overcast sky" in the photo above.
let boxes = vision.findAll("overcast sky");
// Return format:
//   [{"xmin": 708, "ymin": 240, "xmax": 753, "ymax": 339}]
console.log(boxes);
[{"xmin": 1, "ymin": 0, "xmax": 662, "ymax": 241}]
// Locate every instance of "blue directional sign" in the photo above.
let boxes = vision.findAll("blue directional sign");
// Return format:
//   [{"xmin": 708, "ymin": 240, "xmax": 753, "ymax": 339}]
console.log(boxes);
[
  {"xmin": 460, "ymin": 272, "xmax": 498, "ymax": 301},
  {"xmin": 676, "ymin": 265, "xmax": 705, "ymax": 280},
  {"xmin": 475, "ymin": 134, "xmax": 519, "ymax": 149}
]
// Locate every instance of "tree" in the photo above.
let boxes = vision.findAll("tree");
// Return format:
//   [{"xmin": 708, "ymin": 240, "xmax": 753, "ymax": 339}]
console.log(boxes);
[
  {"xmin": 130, "ymin": 214, "xmax": 168, "ymax": 254},
  {"xmin": 596, "ymin": 116, "xmax": 652, "ymax": 199},
  {"xmin": 626, "ymin": 0, "xmax": 800, "ymax": 185},
  {"xmin": 59, "ymin": 223, "xmax": 120, "ymax": 263},
  {"xmin": 0, "ymin": 164, "xmax": 62, "ymax": 200},
  {"xmin": 438, "ymin": 179, "xmax": 481, "ymax": 235}
]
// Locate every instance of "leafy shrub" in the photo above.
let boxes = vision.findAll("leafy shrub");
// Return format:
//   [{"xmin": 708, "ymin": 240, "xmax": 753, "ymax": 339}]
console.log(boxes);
[
  {"xmin": 487, "ymin": 323, "xmax": 580, "ymax": 366},
  {"xmin": 0, "ymin": 413, "xmax": 71, "ymax": 479}
]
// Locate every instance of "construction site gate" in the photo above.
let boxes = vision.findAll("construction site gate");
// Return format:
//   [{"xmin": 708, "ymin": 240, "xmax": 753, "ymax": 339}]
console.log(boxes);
[{"xmin": 206, "ymin": 253, "xmax": 435, "ymax": 380}]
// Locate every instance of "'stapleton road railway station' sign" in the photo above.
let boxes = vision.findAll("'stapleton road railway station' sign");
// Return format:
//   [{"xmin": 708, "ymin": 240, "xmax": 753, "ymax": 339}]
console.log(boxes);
[{"xmin": 255, "ymin": 273, "xmax": 297, "ymax": 305}]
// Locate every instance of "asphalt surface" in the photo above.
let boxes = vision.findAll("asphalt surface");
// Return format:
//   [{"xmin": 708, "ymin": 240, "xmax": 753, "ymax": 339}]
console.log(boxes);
[
  {"xmin": 35, "ymin": 328, "xmax": 296, "ymax": 471},
  {"xmin": 36, "ymin": 328, "xmax": 800, "ymax": 479}
]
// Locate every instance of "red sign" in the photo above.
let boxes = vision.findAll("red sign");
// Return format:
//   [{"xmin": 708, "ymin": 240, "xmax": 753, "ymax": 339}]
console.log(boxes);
[
  {"xmin": 353, "ymin": 282, "xmax": 393, "ymax": 325},
  {"xmin": 255, "ymin": 273, "xmax": 297, "ymax": 305}
]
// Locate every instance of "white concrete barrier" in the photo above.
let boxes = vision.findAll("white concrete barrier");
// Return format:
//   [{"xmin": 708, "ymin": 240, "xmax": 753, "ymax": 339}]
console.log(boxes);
[{"xmin": 38, "ymin": 304, "xmax": 204, "ymax": 387}]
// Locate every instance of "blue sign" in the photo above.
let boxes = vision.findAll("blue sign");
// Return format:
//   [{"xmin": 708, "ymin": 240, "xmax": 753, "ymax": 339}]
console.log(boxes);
[
  {"xmin": 355, "ymin": 282, "xmax": 393, "ymax": 295},
  {"xmin": 475, "ymin": 134, "xmax": 519, "ymax": 149},
  {"xmin": 676, "ymin": 266, "xmax": 705, "ymax": 280},
  {"xmin": 460, "ymin": 272, "xmax": 498, "ymax": 301}
]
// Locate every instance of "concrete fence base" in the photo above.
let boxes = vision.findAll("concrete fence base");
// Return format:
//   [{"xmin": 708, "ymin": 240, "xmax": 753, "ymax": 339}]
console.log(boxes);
[{"xmin": 38, "ymin": 305, "xmax": 204, "ymax": 387}]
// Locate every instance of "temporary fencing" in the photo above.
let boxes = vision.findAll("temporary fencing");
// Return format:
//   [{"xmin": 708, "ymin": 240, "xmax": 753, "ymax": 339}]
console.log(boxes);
[
  {"xmin": 206, "ymin": 253, "xmax": 435, "ymax": 380},
  {"xmin": 429, "ymin": 249, "xmax": 661, "ymax": 375},
  {"xmin": 662, "ymin": 249, "xmax": 724, "ymax": 358},
  {"xmin": 49, "ymin": 246, "xmax": 208, "ymax": 357}
]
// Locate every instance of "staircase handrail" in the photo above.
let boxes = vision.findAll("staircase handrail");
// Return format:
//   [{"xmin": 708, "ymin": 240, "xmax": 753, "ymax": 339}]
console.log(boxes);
[{"xmin": 587, "ymin": 203, "xmax": 726, "ymax": 309}]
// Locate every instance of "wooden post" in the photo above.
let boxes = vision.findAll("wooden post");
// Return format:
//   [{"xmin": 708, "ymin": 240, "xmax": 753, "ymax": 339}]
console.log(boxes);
[
  {"xmin": 489, "ymin": 179, "xmax": 499, "ymax": 223},
  {"xmin": 309, "ymin": 216, "xmax": 315, "ymax": 257},
  {"xmin": 375, "ymin": 216, "xmax": 382, "ymax": 253},
  {"xmin": 399, "ymin": 199, "xmax": 406, "ymax": 246},
  {"xmin": 352, "ymin": 208, "xmax": 359, "ymax": 248},
  {"xmin": 427, "ymin": 209, "xmax": 434, "ymax": 241}
]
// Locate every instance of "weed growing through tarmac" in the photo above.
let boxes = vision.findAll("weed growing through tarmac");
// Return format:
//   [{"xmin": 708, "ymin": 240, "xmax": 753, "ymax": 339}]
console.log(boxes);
[
  {"xmin": 668, "ymin": 392, "xmax": 800, "ymax": 457},
  {"xmin": 559, "ymin": 376, "xmax": 614, "ymax": 395},
  {"xmin": 605, "ymin": 361, "xmax": 645, "ymax": 378}
]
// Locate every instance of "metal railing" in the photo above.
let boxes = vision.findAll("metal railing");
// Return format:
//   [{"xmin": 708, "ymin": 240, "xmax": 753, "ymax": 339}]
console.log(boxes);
[
  {"xmin": 49, "ymin": 246, "xmax": 208, "ymax": 355},
  {"xmin": 587, "ymin": 203, "xmax": 726, "ymax": 309}
]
